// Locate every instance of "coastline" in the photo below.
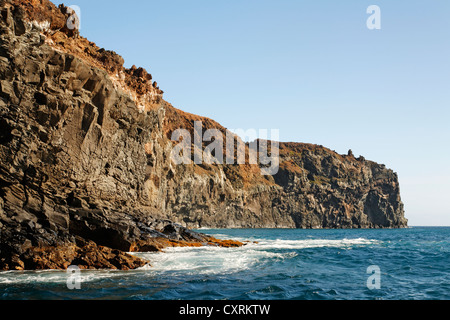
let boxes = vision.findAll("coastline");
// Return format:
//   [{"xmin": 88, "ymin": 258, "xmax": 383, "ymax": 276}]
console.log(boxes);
[
  {"xmin": 1, "ymin": 227, "xmax": 448, "ymax": 301},
  {"xmin": 0, "ymin": 0, "xmax": 407, "ymax": 272}
]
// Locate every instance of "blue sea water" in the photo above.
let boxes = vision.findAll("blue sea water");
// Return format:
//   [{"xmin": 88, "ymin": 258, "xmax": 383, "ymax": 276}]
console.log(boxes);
[{"xmin": 0, "ymin": 227, "xmax": 449, "ymax": 300}]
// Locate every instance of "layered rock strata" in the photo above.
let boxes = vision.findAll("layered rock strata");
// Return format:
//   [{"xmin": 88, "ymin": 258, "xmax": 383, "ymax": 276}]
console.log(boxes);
[{"xmin": 0, "ymin": 0, "xmax": 407, "ymax": 270}]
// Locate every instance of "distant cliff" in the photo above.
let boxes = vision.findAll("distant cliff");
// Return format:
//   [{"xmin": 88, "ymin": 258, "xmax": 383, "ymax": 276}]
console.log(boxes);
[{"xmin": 0, "ymin": 0, "xmax": 407, "ymax": 270}]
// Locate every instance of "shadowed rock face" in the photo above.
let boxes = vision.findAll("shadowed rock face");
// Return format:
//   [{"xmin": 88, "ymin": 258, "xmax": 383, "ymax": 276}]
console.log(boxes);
[{"xmin": 0, "ymin": 0, "xmax": 407, "ymax": 270}]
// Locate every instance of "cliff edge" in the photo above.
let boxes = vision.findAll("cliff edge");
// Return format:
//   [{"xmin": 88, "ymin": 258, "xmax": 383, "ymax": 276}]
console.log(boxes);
[{"xmin": 0, "ymin": 0, "xmax": 407, "ymax": 270}]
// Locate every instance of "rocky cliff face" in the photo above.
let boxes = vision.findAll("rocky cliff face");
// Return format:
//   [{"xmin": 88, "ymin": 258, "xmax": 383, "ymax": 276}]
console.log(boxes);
[{"xmin": 0, "ymin": 0, "xmax": 407, "ymax": 270}]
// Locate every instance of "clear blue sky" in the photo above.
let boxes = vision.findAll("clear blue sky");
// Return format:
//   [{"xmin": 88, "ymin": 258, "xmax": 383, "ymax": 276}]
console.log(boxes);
[{"xmin": 53, "ymin": 0, "xmax": 450, "ymax": 226}]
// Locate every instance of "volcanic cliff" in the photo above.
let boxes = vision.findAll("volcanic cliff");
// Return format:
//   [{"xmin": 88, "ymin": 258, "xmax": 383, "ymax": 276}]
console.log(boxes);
[{"xmin": 0, "ymin": 0, "xmax": 407, "ymax": 270}]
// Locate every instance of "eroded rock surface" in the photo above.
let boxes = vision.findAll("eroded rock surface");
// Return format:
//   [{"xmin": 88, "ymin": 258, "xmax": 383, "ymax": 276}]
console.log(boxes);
[{"xmin": 0, "ymin": 0, "xmax": 407, "ymax": 270}]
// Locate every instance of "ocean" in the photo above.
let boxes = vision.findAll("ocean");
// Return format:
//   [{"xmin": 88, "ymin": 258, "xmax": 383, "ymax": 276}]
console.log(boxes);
[{"xmin": 0, "ymin": 227, "xmax": 449, "ymax": 300}]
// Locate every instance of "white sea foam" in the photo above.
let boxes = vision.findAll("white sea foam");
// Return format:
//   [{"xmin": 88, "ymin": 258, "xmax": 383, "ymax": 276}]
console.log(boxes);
[
  {"xmin": 131, "ymin": 237, "xmax": 379, "ymax": 275},
  {"xmin": 133, "ymin": 245, "xmax": 296, "ymax": 275},
  {"xmin": 252, "ymin": 238, "xmax": 381, "ymax": 250},
  {"xmin": 0, "ymin": 269, "xmax": 125, "ymax": 285},
  {"xmin": 0, "ymin": 238, "xmax": 380, "ymax": 283}
]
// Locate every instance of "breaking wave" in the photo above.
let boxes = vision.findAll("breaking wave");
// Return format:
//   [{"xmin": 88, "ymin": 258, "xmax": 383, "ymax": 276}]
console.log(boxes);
[
  {"xmin": 132, "ymin": 237, "xmax": 380, "ymax": 275},
  {"xmin": 1, "ymin": 228, "xmax": 449, "ymax": 300}
]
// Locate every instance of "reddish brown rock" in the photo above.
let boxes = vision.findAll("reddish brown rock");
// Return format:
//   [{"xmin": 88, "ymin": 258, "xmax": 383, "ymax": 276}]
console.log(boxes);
[
  {"xmin": 130, "ymin": 236, "xmax": 244, "ymax": 253},
  {"xmin": 0, "ymin": 0, "xmax": 407, "ymax": 272},
  {"xmin": 9, "ymin": 242, "xmax": 149, "ymax": 271}
]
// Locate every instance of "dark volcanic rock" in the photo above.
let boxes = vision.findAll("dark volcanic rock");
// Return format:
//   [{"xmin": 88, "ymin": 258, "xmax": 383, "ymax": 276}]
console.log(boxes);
[{"xmin": 0, "ymin": 0, "xmax": 407, "ymax": 270}]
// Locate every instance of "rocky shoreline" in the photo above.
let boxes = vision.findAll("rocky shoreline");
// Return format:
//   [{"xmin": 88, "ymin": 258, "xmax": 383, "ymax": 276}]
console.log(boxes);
[
  {"xmin": 2, "ymin": 220, "xmax": 244, "ymax": 271},
  {"xmin": 0, "ymin": 0, "xmax": 407, "ymax": 271}
]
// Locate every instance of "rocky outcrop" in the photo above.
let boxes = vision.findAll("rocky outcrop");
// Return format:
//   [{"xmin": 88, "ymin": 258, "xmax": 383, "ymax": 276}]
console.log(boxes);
[
  {"xmin": 0, "ymin": 1, "xmax": 407, "ymax": 270},
  {"xmin": 17, "ymin": 241, "xmax": 148, "ymax": 271},
  {"xmin": 272, "ymin": 143, "xmax": 406, "ymax": 228}
]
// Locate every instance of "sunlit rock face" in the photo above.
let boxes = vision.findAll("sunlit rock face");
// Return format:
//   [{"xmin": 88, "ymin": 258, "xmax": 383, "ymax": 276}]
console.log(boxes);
[{"xmin": 0, "ymin": 0, "xmax": 407, "ymax": 270}]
